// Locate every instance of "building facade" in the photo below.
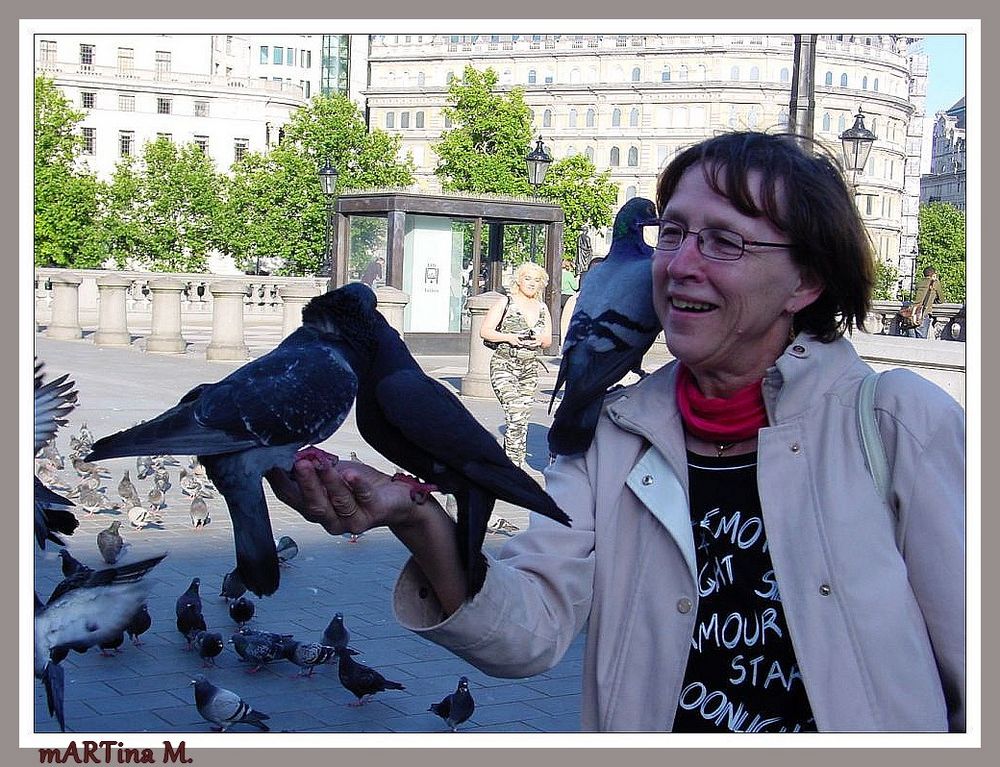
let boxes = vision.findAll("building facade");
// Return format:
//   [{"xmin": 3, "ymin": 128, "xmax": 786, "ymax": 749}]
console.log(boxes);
[
  {"xmin": 920, "ymin": 97, "xmax": 966, "ymax": 212},
  {"xmin": 364, "ymin": 33, "xmax": 928, "ymax": 272}
]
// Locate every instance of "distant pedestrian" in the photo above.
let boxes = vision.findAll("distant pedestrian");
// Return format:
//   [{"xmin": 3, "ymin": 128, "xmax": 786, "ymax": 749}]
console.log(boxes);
[
  {"xmin": 560, "ymin": 257, "xmax": 579, "ymax": 309},
  {"xmin": 361, "ymin": 257, "xmax": 384, "ymax": 287},
  {"xmin": 912, "ymin": 266, "xmax": 944, "ymax": 338}
]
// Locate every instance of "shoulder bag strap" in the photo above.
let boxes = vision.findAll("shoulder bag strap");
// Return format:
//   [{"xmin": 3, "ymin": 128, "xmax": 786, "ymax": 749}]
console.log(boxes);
[{"xmin": 858, "ymin": 371, "xmax": 896, "ymax": 520}]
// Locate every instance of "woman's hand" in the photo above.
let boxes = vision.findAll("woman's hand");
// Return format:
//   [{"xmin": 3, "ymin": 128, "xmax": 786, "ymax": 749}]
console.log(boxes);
[{"xmin": 265, "ymin": 456, "xmax": 419, "ymax": 537}]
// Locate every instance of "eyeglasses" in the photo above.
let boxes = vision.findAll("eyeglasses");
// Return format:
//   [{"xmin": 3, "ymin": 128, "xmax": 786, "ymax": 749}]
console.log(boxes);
[{"xmin": 638, "ymin": 219, "xmax": 794, "ymax": 262}]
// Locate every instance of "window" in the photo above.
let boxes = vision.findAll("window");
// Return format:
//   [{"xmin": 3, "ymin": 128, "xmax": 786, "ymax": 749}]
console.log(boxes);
[
  {"xmin": 156, "ymin": 132, "xmax": 172, "ymax": 143},
  {"xmin": 81, "ymin": 91, "xmax": 96, "ymax": 109},
  {"xmin": 873, "ymin": 78, "xmax": 879, "ymax": 92},
  {"xmin": 661, "ymin": 67, "xmax": 671, "ymax": 82},
  {"xmin": 117, "ymin": 47, "xmax": 134, "ymax": 74},
  {"xmin": 730, "ymin": 66, "xmax": 740, "ymax": 80},
  {"xmin": 838, "ymin": 114, "xmax": 846, "ymax": 133},
  {"xmin": 528, "ymin": 69, "xmax": 536, "ymax": 84},
  {"xmin": 305, "ymin": 50, "xmax": 311, "ymax": 67},
  {"xmin": 626, "ymin": 185, "xmax": 637, "ymax": 200},
  {"xmin": 627, "ymin": 146, "xmax": 639, "ymax": 166},
  {"xmin": 82, "ymin": 127, "xmax": 95, "ymax": 155},
  {"xmin": 157, "ymin": 97, "xmax": 172, "ymax": 115},
  {"xmin": 118, "ymin": 94, "xmax": 135, "ymax": 112},
  {"xmin": 415, "ymin": 111, "xmax": 424, "ymax": 128},
  {"xmin": 822, "ymin": 113, "xmax": 831, "ymax": 131},
  {"xmin": 678, "ymin": 65, "xmax": 688, "ymax": 81},
  {"xmin": 119, "ymin": 130, "xmax": 134, "ymax": 157},
  {"xmin": 80, "ymin": 43, "xmax": 95, "ymax": 71},
  {"xmin": 400, "ymin": 112, "xmax": 409, "ymax": 128},
  {"xmin": 155, "ymin": 50, "xmax": 171, "ymax": 79},
  {"xmin": 417, "ymin": 72, "xmax": 425, "ymax": 86},
  {"xmin": 39, "ymin": 40, "xmax": 56, "ymax": 65},
  {"xmin": 194, "ymin": 135, "xmax": 209, "ymax": 154},
  {"xmin": 273, "ymin": 46, "xmax": 283, "ymax": 65},
  {"xmin": 865, "ymin": 195, "xmax": 874, "ymax": 216},
  {"xmin": 569, "ymin": 109, "xmax": 578, "ymax": 128},
  {"xmin": 194, "ymin": 100, "xmax": 209, "ymax": 117},
  {"xmin": 386, "ymin": 112, "xmax": 395, "ymax": 128},
  {"xmin": 629, "ymin": 108, "xmax": 639, "ymax": 128},
  {"xmin": 443, "ymin": 114, "xmax": 451, "ymax": 129},
  {"xmin": 780, "ymin": 67, "xmax": 789, "ymax": 82},
  {"xmin": 226, "ymin": 35, "xmax": 233, "ymax": 55},
  {"xmin": 840, "ymin": 73, "xmax": 848, "ymax": 87},
  {"xmin": 612, "ymin": 108, "xmax": 621, "ymax": 127},
  {"xmin": 631, "ymin": 67, "xmax": 641, "ymax": 82},
  {"xmin": 543, "ymin": 109, "xmax": 552, "ymax": 128},
  {"xmin": 586, "ymin": 109, "xmax": 595, "ymax": 127},
  {"xmin": 749, "ymin": 66, "xmax": 760, "ymax": 81},
  {"xmin": 862, "ymin": 75, "xmax": 868, "ymax": 90},
  {"xmin": 260, "ymin": 45, "xmax": 269, "ymax": 63},
  {"xmin": 234, "ymin": 138, "xmax": 249, "ymax": 163},
  {"xmin": 610, "ymin": 146, "xmax": 620, "ymax": 166},
  {"xmin": 544, "ymin": 73, "xmax": 553, "ymax": 85},
  {"xmin": 824, "ymin": 71, "xmax": 833, "ymax": 86},
  {"xmin": 289, "ymin": 48, "xmax": 296, "ymax": 66},
  {"xmin": 585, "ymin": 146, "xmax": 594, "ymax": 161}
]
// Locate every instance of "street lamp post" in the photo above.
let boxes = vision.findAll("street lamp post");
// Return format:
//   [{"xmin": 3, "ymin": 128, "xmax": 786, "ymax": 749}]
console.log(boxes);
[
  {"xmin": 525, "ymin": 136, "xmax": 553, "ymax": 262},
  {"xmin": 909, "ymin": 247, "xmax": 919, "ymax": 301},
  {"xmin": 839, "ymin": 107, "xmax": 877, "ymax": 188},
  {"xmin": 318, "ymin": 158, "xmax": 339, "ymax": 289}
]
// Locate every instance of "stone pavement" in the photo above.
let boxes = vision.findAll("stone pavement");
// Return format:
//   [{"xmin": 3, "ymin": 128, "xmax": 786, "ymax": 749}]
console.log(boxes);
[{"xmin": 31, "ymin": 330, "xmax": 672, "ymax": 736}]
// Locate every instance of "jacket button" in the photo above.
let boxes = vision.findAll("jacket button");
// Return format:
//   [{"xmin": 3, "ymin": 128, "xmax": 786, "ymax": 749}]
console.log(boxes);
[
  {"xmin": 642, "ymin": 475, "xmax": 654, "ymax": 486},
  {"xmin": 819, "ymin": 584, "xmax": 832, "ymax": 596},
  {"xmin": 792, "ymin": 345, "xmax": 806, "ymax": 354},
  {"xmin": 790, "ymin": 442, "xmax": 800, "ymax": 453},
  {"xmin": 677, "ymin": 598, "xmax": 693, "ymax": 614}
]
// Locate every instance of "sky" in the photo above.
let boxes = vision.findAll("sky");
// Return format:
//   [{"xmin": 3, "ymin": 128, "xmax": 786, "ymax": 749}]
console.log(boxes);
[{"xmin": 922, "ymin": 34, "xmax": 966, "ymax": 115}]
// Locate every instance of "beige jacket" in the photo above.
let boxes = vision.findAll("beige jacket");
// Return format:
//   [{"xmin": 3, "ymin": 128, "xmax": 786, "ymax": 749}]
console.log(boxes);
[{"xmin": 393, "ymin": 335, "xmax": 966, "ymax": 732}]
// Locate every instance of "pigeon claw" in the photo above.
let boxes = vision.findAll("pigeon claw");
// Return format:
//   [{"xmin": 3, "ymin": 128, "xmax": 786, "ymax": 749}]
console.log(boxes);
[
  {"xmin": 295, "ymin": 446, "xmax": 338, "ymax": 469},
  {"xmin": 390, "ymin": 473, "xmax": 438, "ymax": 504}
]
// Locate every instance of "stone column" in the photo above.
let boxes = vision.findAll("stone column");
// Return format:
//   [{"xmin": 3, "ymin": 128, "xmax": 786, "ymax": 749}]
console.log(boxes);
[
  {"xmin": 461, "ymin": 291, "xmax": 504, "ymax": 399},
  {"xmin": 206, "ymin": 280, "xmax": 249, "ymax": 361},
  {"xmin": 279, "ymin": 283, "xmax": 323, "ymax": 338},
  {"xmin": 145, "ymin": 278, "xmax": 187, "ymax": 354},
  {"xmin": 374, "ymin": 285, "xmax": 409, "ymax": 337},
  {"xmin": 92, "ymin": 274, "xmax": 133, "ymax": 346},
  {"xmin": 45, "ymin": 273, "xmax": 84, "ymax": 340}
]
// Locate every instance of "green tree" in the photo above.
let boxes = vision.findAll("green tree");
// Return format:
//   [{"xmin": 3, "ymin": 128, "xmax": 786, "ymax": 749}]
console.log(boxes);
[
  {"xmin": 540, "ymin": 154, "xmax": 619, "ymax": 264},
  {"xmin": 103, "ymin": 138, "xmax": 223, "ymax": 272},
  {"xmin": 218, "ymin": 94, "xmax": 414, "ymax": 275},
  {"xmin": 871, "ymin": 257, "xmax": 900, "ymax": 301},
  {"xmin": 33, "ymin": 76, "xmax": 105, "ymax": 267},
  {"xmin": 917, "ymin": 202, "xmax": 966, "ymax": 301}
]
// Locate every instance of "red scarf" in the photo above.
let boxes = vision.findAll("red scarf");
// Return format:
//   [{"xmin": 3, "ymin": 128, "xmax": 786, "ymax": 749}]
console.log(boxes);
[{"xmin": 675, "ymin": 364, "xmax": 768, "ymax": 442}]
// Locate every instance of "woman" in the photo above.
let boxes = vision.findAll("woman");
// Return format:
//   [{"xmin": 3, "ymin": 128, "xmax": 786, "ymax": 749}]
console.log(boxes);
[
  {"xmin": 479, "ymin": 262, "xmax": 553, "ymax": 468},
  {"xmin": 267, "ymin": 132, "xmax": 965, "ymax": 732}
]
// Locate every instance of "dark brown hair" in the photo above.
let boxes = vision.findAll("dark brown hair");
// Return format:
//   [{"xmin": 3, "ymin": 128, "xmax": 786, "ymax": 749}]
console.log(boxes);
[{"xmin": 656, "ymin": 131, "xmax": 873, "ymax": 341}]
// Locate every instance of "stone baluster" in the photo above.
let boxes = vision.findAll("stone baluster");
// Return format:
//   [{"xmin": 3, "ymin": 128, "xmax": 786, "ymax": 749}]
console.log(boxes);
[
  {"xmin": 278, "ymin": 283, "xmax": 323, "ymax": 338},
  {"xmin": 145, "ymin": 278, "xmax": 187, "ymax": 354},
  {"xmin": 45, "ymin": 273, "xmax": 84, "ymax": 340},
  {"xmin": 92, "ymin": 275, "xmax": 133, "ymax": 347},
  {"xmin": 206, "ymin": 280, "xmax": 250, "ymax": 361},
  {"xmin": 460, "ymin": 291, "xmax": 504, "ymax": 399},
  {"xmin": 374, "ymin": 285, "xmax": 409, "ymax": 337}
]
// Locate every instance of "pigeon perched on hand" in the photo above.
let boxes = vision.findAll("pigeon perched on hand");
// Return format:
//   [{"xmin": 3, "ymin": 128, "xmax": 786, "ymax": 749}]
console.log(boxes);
[
  {"xmin": 84, "ymin": 289, "xmax": 367, "ymax": 599},
  {"xmin": 275, "ymin": 535, "xmax": 298, "ymax": 566},
  {"xmin": 34, "ymin": 359, "xmax": 79, "ymax": 549},
  {"xmin": 336, "ymin": 648, "xmax": 405, "ymax": 706},
  {"xmin": 97, "ymin": 520, "xmax": 126, "ymax": 564},
  {"xmin": 428, "ymin": 676, "xmax": 476, "ymax": 732},
  {"xmin": 324, "ymin": 283, "xmax": 570, "ymax": 598},
  {"xmin": 191, "ymin": 675, "xmax": 270, "ymax": 732},
  {"xmin": 548, "ymin": 197, "xmax": 661, "ymax": 457}
]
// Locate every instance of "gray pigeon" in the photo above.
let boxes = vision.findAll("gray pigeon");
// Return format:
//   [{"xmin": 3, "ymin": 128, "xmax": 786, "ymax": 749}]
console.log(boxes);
[
  {"xmin": 275, "ymin": 535, "xmax": 298, "ymax": 566},
  {"xmin": 220, "ymin": 568, "xmax": 247, "ymax": 601},
  {"xmin": 230, "ymin": 630, "xmax": 292, "ymax": 672},
  {"xmin": 428, "ymin": 676, "xmax": 476, "ymax": 731},
  {"xmin": 117, "ymin": 470, "xmax": 140, "ymax": 507},
  {"xmin": 282, "ymin": 640, "xmax": 337, "ymax": 676},
  {"xmin": 548, "ymin": 197, "xmax": 661, "ymax": 457},
  {"xmin": 190, "ymin": 492, "xmax": 210, "ymax": 529},
  {"xmin": 97, "ymin": 520, "xmax": 125, "ymax": 564},
  {"xmin": 135, "ymin": 455, "xmax": 154, "ymax": 480},
  {"xmin": 321, "ymin": 612, "xmax": 349, "ymax": 653},
  {"xmin": 85, "ymin": 289, "xmax": 367, "ymax": 598},
  {"xmin": 191, "ymin": 675, "xmax": 270, "ymax": 732},
  {"xmin": 33, "ymin": 359, "xmax": 79, "ymax": 549}
]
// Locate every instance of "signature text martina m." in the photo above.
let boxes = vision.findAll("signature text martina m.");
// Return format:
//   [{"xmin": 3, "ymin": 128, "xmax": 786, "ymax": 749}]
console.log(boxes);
[{"xmin": 38, "ymin": 741, "xmax": 193, "ymax": 764}]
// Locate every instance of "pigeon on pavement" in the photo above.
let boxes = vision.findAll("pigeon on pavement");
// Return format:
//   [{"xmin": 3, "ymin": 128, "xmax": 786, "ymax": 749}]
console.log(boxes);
[
  {"xmin": 548, "ymin": 197, "xmax": 661, "ymax": 457},
  {"xmin": 336, "ymin": 648, "xmax": 405, "ymax": 706},
  {"xmin": 324, "ymin": 283, "xmax": 570, "ymax": 599},
  {"xmin": 98, "ymin": 629, "xmax": 125, "ymax": 656},
  {"xmin": 97, "ymin": 520, "xmax": 126, "ymax": 564},
  {"xmin": 321, "ymin": 612, "xmax": 349, "ymax": 653},
  {"xmin": 125, "ymin": 603, "xmax": 151, "ymax": 646},
  {"xmin": 282, "ymin": 640, "xmax": 337, "ymax": 677},
  {"xmin": 230, "ymin": 630, "xmax": 292, "ymax": 672},
  {"xmin": 428, "ymin": 676, "xmax": 476, "ymax": 731},
  {"xmin": 176, "ymin": 578, "xmax": 207, "ymax": 647},
  {"xmin": 191, "ymin": 675, "xmax": 270, "ymax": 732},
  {"xmin": 228, "ymin": 596, "xmax": 255, "ymax": 627},
  {"xmin": 275, "ymin": 535, "xmax": 298, "ymax": 566},
  {"xmin": 117, "ymin": 470, "xmax": 141, "ymax": 508},
  {"xmin": 34, "ymin": 359, "xmax": 79, "ymax": 549},
  {"xmin": 220, "ymin": 568, "xmax": 247, "ymax": 601},
  {"xmin": 58, "ymin": 548, "xmax": 92, "ymax": 579},
  {"xmin": 189, "ymin": 492, "xmax": 210, "ymax": 529},
  {"xmin": 84, "ymin": 288, "xmax": 367, "ymax": 599},
  {"xmin": 191, "ymin": 630, "xmax": 225, "ymax": 667}
]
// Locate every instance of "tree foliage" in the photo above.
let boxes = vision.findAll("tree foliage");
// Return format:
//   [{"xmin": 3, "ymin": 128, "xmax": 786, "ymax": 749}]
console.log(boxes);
[
  {"xmin": 540, "ymin": 154, "xmax": 619, "ymax": 264},
  {"xmin": 917, "ymin": 202, "xmax": 966, "ymax": 302},
  {"xmin": 871, "ymin": 257, "xmax": 900, "ymax": 301}
]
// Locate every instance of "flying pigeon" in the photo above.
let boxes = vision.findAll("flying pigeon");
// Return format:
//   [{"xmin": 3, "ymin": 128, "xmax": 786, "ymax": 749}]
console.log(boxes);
[
  {"xmin": 33, "ymin": 359, "xmax": 80, "ymax": 549},
  {"xmin": 336, "ymin": 648, "xmax": 405, "ymax": 706},
  {"xmin": 548, "ymin": 197, "xmax": 662, "ymax": 457},
  {"xmin": 275, "ymin": 535, "xmax": 298, "ymax": 566},
  {"xmin": 176, "ymin": 578, "xmax": 207, "ymax": 647},
  {"xmin": 191, "ymin": 675, "xmax": 270, "ymax": 732},
  {"xmin": 220, "ymin": 568, "xmax": 247, "ymax": 601},
  {"xmin": 97, "ymin": 520, "xmax": 125, "ymax": 564},
  {"xmin": 323, "ymin": 283, "xmax": 571, "ymax": 598},
  {"xmin": 48, "ymin": 552, "xmax": 168, "ymax": 605},
  {"xmin": 282, "ymin": 640, "xmax": 337, "ymax": 677},
  {"xmin": 84, "ymin": 289, "xmax": 368, "ymax": 599},
  {"xmin": 321, "ymin": 612, "xmax": 349, "ymax": 653},
  {"xmin": 191, "ymin": 630, "xmax": 225, "ymax": 667},
  {"xmin": 428, "ymin": 676, "xmax": 476, "ymax": 732},
  {"xmin": 125, "ymin": 603, "xmax": 151, "ymax": 646},
  {"xmin": 228, "ymin": 595, "xmax": 255, "ymax": 627}
]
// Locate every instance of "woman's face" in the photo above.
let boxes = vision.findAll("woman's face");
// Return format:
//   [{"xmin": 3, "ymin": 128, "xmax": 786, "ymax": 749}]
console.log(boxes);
[
  {"xmin": 517, "ymin": 270, "xmax": 544, "ymax": 298},
  {"xmin": 652, "ymin": 163, "xmax": 821, "ymax": 389}
]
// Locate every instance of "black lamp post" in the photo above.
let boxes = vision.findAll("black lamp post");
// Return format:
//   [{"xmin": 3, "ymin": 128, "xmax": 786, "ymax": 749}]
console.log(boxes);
[
  {"xmin": 909, "ymin": 247, "xmax": 919, "ymax": 301},
  {"xmin": 318, "ymin": 158, "xmax": 339, "ymax": 288},
  {"xmin": 525, "ymin": 136, "xmax": 553, "ymax": 261},
  {"xmin": 839, "ymin": 107, "xmax": 877, "ymax": 188}
]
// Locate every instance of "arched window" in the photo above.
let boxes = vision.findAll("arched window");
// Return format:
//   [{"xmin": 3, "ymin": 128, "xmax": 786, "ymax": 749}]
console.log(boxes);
[
  {"xmin": 627, "ymin": 146, "xmax": 638, "ymax": 166},
  {"xmin": 749, "ymin": 66, "xmax": 760, "ymax": 81},
  {"xmin": 822, "ymin": 113, "xmax": 831, "ymax": 131},
  {"xmin": 400, "ymin": 112, "xmax": 409, "ymax": 128},
  {"xmin": 528, "ymin": 69, "xmax": 536, "ymax": 84},
  {"xmin": 631, "ymin": 66, "xmax": 641, "ymax": 82},
  {"xmin": 678, "ymin": 65, "xmax": 688, "ymax": 80},
  {"xmin": 730, "ymin": 66, "xmax": 740, "ymax": 81},
  {"xmin": 415, "ymin": 111, "xmax": 424, "ymax": 128},
  {"xmin": 569, "ymin": 109, "xmax": 578, "ymax": 127},
  {"xmin": 570, "ymin": 68, "xmax": 581, "ymax": 84},
  {"xmin": 838, "ymin": 114, "xmax": 847, "ymax": 133},
  {"xmin": 862, "ymin": 75, "xmax": 868, "ymax": 90},
  {"xmin": 444, "ymin": 114, "xmax": 452, "ymax": 129},
  {"xmin": 610, "ymin": 146, "xmax": 620, "ymax": 166},
  {"xmin": 840, "ymin": 73, "xmax": 848, "ymax": 87},
  {"xmin": 417, "ymin": 72, "xmax": 425, "ymax": 86},
  {"xmin": 629, "ymin": 108, "xmax": 639, "ymax": 127},
  {"xmin": 873, "ymin": 77, "xmax": 879, "ymax": 92},
  {"xmin": 586, "ymin": 108, "xmax": 595, "ymax": 127},
  {"xmin": 612, "ymin": 108, "xmax": 622, "ymax": 127},
  {"xmin": 661, "ymin": 67, "xmax": 671, "ymax": 81},
  {"xmin": 585, "ymin": 146, "xmax": 594, "ymax": 161},
  {"xmin": 825, "ymin": 71, "xmax": 833, "ymax": 86},
  {"xmin": 780, "ymin": 67, "xmax": 790, "ymax": 82},
  {"xmin": 543, "ymin": 109, "xmax": 552, "ymax": 127}
]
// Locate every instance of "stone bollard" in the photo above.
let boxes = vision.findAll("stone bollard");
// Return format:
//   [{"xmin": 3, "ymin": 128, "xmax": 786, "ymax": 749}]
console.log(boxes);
[
  {"xmin": 145, "ymin": 278, "xmax": 187, "ymax": 354},
  {"xmin": 279, "ymin": 283, "xmax": 323, "ymax": 339},
  {"xmin": 45, "ymin": 273, "xmax": 84, "ymax": 340},
  {"xmin": 206, "ymin": 280, "xmax": 250, "ymax": 361},
  {"xmin": 92, "ymin": 274, "xmax": 133, "ymax": 346},
  {"xmin": 374, "ymin": 285, "xmax": 409, "ymax": 336},
  {"xmin": 461, "ymin": 291, "xmax": 505, "ymax": 399}
]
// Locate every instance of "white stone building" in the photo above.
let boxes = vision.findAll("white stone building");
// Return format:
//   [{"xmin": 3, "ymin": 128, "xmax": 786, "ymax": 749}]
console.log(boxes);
[{"xmin": 920, "ymin": 97, "xmax": 966, "ymax": 212}]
